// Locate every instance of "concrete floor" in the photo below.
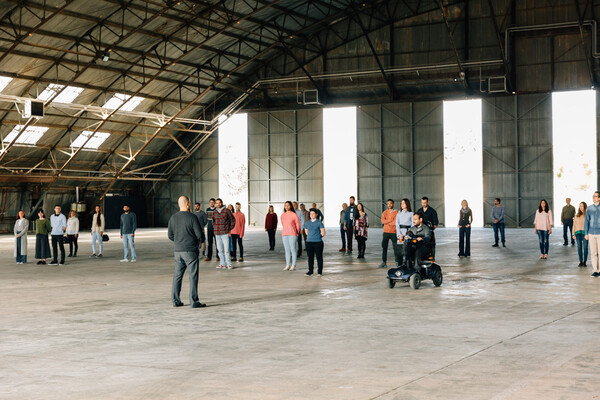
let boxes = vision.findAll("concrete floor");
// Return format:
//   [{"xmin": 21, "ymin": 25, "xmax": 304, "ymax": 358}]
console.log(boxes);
[{"xmin": 1, "ymin": 227, "xmax": 599, "ymax": 399}]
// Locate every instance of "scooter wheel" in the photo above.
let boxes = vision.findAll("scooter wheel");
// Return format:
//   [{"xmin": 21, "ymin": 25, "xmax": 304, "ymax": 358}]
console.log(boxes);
[
  {"xmin": 409, "ymin": 273, "xmax": 421, "ymax": 290},
  {"xmin": 433, "ymin": 269, "xmax": 443, "ymax": 287},
  {"xmin": 388, "ymin": 278, "xmax": 396, "ymax": 289}
]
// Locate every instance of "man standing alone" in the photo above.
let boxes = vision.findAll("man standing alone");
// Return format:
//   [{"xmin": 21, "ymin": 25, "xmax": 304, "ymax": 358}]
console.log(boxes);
[
  {"xmin": 491, "ymin": 198, "xmax": 505, "ymax": 247},
  {"xmin": 561, "ymin": 198, "xmax": 576, "ymax": 246},
  {"xmin": 168, "ymin": 196, "xmax": 205, "ymax": 308},
  {"xmin": 49, "ymin": 205, "xmax": 67, "ymax": 266},
  {"xmin": 120, "ymin": 204, "xmax": 137, "ymax": 262}
]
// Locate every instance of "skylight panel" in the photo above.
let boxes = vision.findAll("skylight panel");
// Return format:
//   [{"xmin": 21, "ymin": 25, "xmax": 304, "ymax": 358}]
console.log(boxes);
[
  {"xmin": 0, "ymin": 77, "xmax": 12, "ymax": 93},
  {"xmin": 3, "ymin": 125, "xmax": 48, "ymax": 145},
  {"xmin": 71, "ymin": 130, "xmax": 110, "ymax": 149},
  {"xmin": 38, "ymin": 83, "xmax": 83, "ymax": 103},
  {"xmin": 103, "ymin": 93, "xmax": 145, "ymax": 111}
]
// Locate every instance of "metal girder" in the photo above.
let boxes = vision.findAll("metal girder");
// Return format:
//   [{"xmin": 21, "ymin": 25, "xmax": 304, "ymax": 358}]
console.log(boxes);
[{"xmin": 436, "ymin": 0, "xmax": 466, "ymax": 85}]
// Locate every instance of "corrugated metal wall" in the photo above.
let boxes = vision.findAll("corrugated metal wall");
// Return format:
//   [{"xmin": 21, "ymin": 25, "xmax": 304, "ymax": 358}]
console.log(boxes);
[
  {"xmin": 357, "ymin": 102, "xmax": 444, "ymax": 227},
  {"xmin": 247, "ymin": 110, "xmax": 323, "ymax": 226}
]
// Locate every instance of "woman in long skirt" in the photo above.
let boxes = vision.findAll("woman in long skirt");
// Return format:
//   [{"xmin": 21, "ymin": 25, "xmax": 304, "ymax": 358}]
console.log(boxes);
[
  {"xmin": 14, "ymin": 210, "xmax": 28, "ymax": 264},
  {"xmin": 35, "ymin": 209, "xmax": 52, "ymax": 265}
]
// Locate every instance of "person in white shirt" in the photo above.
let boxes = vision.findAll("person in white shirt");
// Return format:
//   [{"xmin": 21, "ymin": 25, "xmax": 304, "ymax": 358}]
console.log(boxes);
[
  {"xmin": 49, "ymin": 205, "xmax": 67, "ymax": 265},
  {"xmin": 66, "ymin": 210, "xmax": 80, "ymax": 257},
  {"xmin": 91, "ymin": 205, "xmax": 105, "ymax": 258}
]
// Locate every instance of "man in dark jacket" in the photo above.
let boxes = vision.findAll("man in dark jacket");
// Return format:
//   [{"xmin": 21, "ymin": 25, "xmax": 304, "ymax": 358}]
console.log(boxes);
[
  {"xmin": 405, "ymin": 211, "xmax": 433, "ymax": 272},
  {"xmin": 168, "ymin": 196, "xmax": 205, "ymax": 308},
  {"xmin": 194, "ymin": 202, "xmax": 207, "ymax": 254}
]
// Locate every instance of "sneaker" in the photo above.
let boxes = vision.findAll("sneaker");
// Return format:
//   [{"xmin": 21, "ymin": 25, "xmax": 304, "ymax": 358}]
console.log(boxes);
[
  {"xmin": 231, "ymin": 257, "xmax": 237, "ymax": 262},
  {"xmin": 502, "ymin": 243, "xmax": 506, "ymax": 247},
  {"xmin": 563, "ymin": 243, "xmax": 568, "ymax": 246},
  {"xmin": 37, "ymin": 261, "xmax": 42, "ymax": 265},
  {"xmin": 578, "ymin": 262, "xmax": 584, "ymax": 267},
  {"xmin": 378, "ymin": 262, "xmax": 387, "ymax": 268},
  {"xmin": 592, "ymin": 272, "xmax": 599, "ymax": 277},
  {"xmin": 217, "ymin": 265, "xmax": 224, "ymax": 269},
  {"xmin": 120, "ymin": 259, "xmax": 129, "ymax": 263},
  {"xmin": 59, "ymin": 262, "xmax": 65, "ymax": 265},
  {"xmin": 492, "ymin": 243, "xmax": 499, "ymax": 247},
  {"xmin": 97, "ymin": 254, "xmax": 102, "ymax": 258},
  {"xmin": 191, "ymin": 302, "xmax": 207, "ymax": 308},
  {"xmin": 68, "ymin": 254, "xmax": 73, "ymax": 257},
  {"xmin": 48, "ymin": 261, "xmax": 58, "ymax": 265},
  {"xmin": 41, "ymin": 261, "xmax": 46, "ymax": 265},
  {"xmin": 317, "ymin": 273, "xmax": 323, "ymax": 276},
  {"xmin": 289, "ymin": 265, "xmax": 296, "ymax": 271},
  {"xmin": 205, "ymin": 257, "xmax": 211, "ymax": 261},
  {"xmin": 584, "ymin": 261, "xmax": 588, "ymax": 266},
  {"xmin": 284, "ymin": 265, "xmax": 290, "ymax": 271},
  {"xmin": 304, "ymin": 272, "xmax": 313, "ymax": 276},
  {"xmin": 90, "ymin": 254, "xmax": 96, "ymax": 258},
  {"xmin": 226, "ymin": 265, "xmax": 232, "ymax": 269},
  {"xmin": 238, "ymin": 257, "xmax": 244, "ymax": 262},
  {"xmin": 130, "ymin": 259, "xmax": 136, "ymax": 263}
]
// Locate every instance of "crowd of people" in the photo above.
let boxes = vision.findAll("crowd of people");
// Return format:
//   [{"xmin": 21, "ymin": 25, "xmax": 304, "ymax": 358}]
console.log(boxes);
[
  {"xmin": 12, "ymin": 191, "xmax": 600, "ymax": 308},
  {"xmin": 13, "ymin": 204, "xmax": 137, "ymax": 265}
]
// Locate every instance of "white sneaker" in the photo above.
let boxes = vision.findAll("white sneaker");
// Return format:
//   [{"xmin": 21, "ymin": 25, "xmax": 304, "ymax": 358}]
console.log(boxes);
[
  {"xmin": 289, "ymin": 265, "xmax": 295, "ymax": 271},
  {"xmin": 226, "ymin": 265, "xmax": 232, "ymax": 269},
  {"xmin": 284, "ymin": 265, "xmax": 290, "ymax": 270},
  {"xmin": 130, "ymin": 259, "xmax": 136, "ymax": 263},
  {"xmin": 120, "ymin": 259, "xmax": 129, "ymax": 262}
]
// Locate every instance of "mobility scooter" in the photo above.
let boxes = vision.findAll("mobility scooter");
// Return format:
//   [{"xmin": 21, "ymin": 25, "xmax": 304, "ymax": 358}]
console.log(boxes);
[{"xmin": 386, "ymin": 221, "xmax": 443, "ymax": 290}]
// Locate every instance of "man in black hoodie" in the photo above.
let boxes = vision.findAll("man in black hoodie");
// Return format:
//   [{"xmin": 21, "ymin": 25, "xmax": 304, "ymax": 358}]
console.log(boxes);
[{"xmin": 168, "ymin": 195, "xmax": 205, "ymax": 308}]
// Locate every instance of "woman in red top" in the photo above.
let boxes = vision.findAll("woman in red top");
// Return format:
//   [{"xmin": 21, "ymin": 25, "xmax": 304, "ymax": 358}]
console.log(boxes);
[
  {"xmin": 265, "ymin": 205, "xmax": 278, "ymax": 251},
  {"xmin": 230, "ymin": 202, "xmax": 246, "ymax": 262}
]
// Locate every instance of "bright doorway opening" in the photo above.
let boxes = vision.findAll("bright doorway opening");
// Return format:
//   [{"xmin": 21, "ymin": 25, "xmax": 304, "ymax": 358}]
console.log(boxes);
[
  {"xmin": 218, "ymin": 113, "xmax": 249, "ymax": 220},
  {"xmin": 443, "ymin": 99, "xmax": 483, "ymax": 227},
  {"xmin": 323, "ymin": 107, "xmax": 357, "ymax": 227},
  {"xmin": 552, "ymin": 90, "xmax": 597, "ymax": 226}
]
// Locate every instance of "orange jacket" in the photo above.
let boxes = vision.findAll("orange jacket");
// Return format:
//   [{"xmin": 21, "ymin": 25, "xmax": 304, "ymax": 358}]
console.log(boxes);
[{"xmin": 381, "ymin": 209, "xmax": 398, "ymax": 233}]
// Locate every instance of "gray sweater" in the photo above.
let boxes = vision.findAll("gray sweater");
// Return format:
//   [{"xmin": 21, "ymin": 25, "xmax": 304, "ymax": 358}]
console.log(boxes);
[
  {"xmin": 491, "ymin": 206, "xmax": 505, "ymax": 223},
  {"xmin": 120, "ymin": 212, "xmax": 137, "ymax": 235},
  {"xmin": 168, "ymin": 211, "xmax": 203, "ymax": 252}
]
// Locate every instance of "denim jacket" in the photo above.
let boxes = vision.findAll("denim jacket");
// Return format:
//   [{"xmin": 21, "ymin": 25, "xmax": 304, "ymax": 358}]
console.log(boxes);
[{"xmin": 584, "ymin": 203, "xmax": 600, "ymax": 235}]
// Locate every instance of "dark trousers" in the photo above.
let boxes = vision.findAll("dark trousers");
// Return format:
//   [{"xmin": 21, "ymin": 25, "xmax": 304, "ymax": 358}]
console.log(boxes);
[
  {"xmin": 207, "ymin": 227, "xmax": 218, "ymax": 258},
  {"xmin": 340, "ymin": 225, "xmax": 346, "ymax": 249},
  {"xmin": 51, "ymin": 235, "xmax": 65, "ymax": 263},
  {"xmin": 382, "ymin": 232, "xmax": 399, "ymax": 263},
  {"xmin": 267, "ymin": 229, "xmax": 276, "ymax": 250},
  {"xmin": 171, "ymin": 251, "xmax": 199, "ymax": 306},
  {"xmin": 458, "ymin": 226, "xmax": 471, "ymax": 256},
  {"xmin": 67, "ymin": 234, "xmax": 78, "ymax": 255},
  {"xmin": 16, "ymin": 236, "xmax": 27, "ymax": 263},
  {"xmin": 306, "ymin": 241, "xmax": 324, "ymax": 274},
  {"xmin": 407, "ymin": 243, "xmax": 428, "ymax": 272},
  {"xmin": 231, "ymin": 234, "xmax": 243, "ymax": 258},
  {"xmin": 356, "ymin": 236, "xmax": 366, "ymax": 255},
  {"xmin": 575, "ymin": 232, "xmax": 588, "ymax": 262},
  {"xmin": 297, "ymin": 233, "xmax": 303, "ymax": 256},
  {"xmin": 563, "ymin": 219, "xmax": 574, "ymax": 245},
  {"xmin": 537, "ymin": 230, "xmax": 550, "ymax": 255},
  {"xmin": 346, "ymin": 224, "xmax": 354, "ymax": 251},
  {"xmin": 493, "ymin": 222, "xmax": 505, "ymax": 244}
]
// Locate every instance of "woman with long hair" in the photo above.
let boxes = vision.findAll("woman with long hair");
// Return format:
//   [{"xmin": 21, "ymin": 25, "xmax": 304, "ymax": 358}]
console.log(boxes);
[
  {"xmin": 458, "ymin": 200, "xmax": 473, "ymax": 257},
  {"xmin": 66, "ymin": 210, "xmax": 79, "ymax": 257},
  {"xmin": 14, "ymin": 210, "xmax": 28, "ymax": 264},
  {"xmin": 281, "ymin": 201, "xmax": 301, "ymax": 271},
  {"xmin": 354, "ymin": 203, "xmax": 369, "ymax": 259},
  {"xmin": 35, "ymin": 209, "xmax": 51, "ymax": 265},
  {"xmin": 534, "ymin": 199, "xmax": 553, "ymax": 259},
  {"xmin": 394, "ymin": 198, "xmax": 414, "ymax": 266},
  {"xmin": 91, "ymin": 205, "xmax": 105, "ymax": 257},
  {"xmin": 573, "ymin": 201, "xmax": 588, "ymax": 267},
  {"xmin": 265, "ymin": 205, "xmax": 278, "ymax": 251}
]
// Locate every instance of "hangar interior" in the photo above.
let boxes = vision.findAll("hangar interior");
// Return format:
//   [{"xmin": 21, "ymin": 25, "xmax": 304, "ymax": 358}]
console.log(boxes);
[{"xmin": 1, "ymin": 1, "xmax": 600, "ymax": 399}]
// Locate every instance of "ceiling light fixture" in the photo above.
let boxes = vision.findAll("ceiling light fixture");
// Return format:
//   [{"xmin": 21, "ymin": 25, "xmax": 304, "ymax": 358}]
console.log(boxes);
[{"xmin": 102, "ymin": 49, "xmax": 111, "ymax": 62}]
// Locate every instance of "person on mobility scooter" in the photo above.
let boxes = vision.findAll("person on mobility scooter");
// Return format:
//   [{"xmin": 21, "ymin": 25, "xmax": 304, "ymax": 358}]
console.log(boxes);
[{"xmin": 387, "ymin": 211, "xmax": 443, "ymax": 289}]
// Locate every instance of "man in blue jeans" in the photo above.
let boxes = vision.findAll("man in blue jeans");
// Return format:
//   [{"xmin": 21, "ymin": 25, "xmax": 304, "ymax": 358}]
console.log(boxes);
[
  {"xmin": 120, "ymin": 204, "xmax": 137, "ymax": 262},
  {"xmin": 491, "ymin": 198, "xmax": 506, "ymax": 247},
  {"xmin": 168, "ymin": 196, "xmax": 205, "ymax": 308}
]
